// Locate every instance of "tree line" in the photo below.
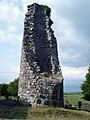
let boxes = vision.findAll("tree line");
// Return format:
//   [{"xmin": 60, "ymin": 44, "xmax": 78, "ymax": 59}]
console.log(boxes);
[{"xmin": 0, "ymin": 78, "xmax": 19, "ymax": 99}]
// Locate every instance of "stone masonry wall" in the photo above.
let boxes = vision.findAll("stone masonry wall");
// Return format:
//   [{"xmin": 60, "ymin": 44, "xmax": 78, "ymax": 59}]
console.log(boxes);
[{"xmin": 18, "ymin": 3, "xmax": 64, "ymax": 107}]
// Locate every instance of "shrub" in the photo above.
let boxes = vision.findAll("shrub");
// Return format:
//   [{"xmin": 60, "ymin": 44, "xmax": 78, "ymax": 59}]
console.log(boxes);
[{"xmin": 41, "ymin": 5, "xmax": 51, "ymax": 16}]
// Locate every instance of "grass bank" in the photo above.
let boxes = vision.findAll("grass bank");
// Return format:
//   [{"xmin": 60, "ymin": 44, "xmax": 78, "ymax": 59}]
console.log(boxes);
[
  {"xmin": 28, "ymin": 107, "xmax": 90, "ymax": 120},
  {"xmin": 0, "ymin": 105, "xmax": 28, "ymax": 119},
  {"xmin": 0, "ymin": 105, "xmax": 90, "ymax": 120}
]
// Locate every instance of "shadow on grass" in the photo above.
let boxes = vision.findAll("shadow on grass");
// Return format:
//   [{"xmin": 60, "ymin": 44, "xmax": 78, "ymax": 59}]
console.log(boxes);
[{"xmin": 0, "ymin": 99, "xmax": 29, "ymax": 119}]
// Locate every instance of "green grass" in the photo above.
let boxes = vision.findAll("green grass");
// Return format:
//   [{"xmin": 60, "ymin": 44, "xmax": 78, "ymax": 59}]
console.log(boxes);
[
  {"xmin": 0, "ymin": 93, "xmax": 90, "ymax": 119},
  {"xmin": 0, "ymin": 105, "xmax": 28, "ymax": 119},
  {"xmin": 64, "ymin": 93, "xmax": 90, "ymax": 105},
  {"xmin": 0, "ymin": 106, "xmax": 90, "ymax": 120},
  {"xmin": 28, "ymin": 107, "xmax": 90, "ymax": 120}
]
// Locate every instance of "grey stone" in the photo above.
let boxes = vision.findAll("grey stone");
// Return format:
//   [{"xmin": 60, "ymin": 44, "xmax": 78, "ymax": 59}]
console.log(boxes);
[{"xmin": 18, "ymin": 3, "xmax": 64, "ymax": 107}]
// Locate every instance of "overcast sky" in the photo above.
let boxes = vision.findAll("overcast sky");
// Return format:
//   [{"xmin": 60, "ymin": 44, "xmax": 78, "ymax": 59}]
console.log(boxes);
[{"xmin": 0, "ymin": 0, "xmax": 90, "ymax": 92}]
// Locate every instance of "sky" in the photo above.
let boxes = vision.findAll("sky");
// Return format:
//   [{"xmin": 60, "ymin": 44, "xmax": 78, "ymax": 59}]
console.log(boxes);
[{"xmin": 0, "ymin": 0, "xmax": 90, "ymax": 92}]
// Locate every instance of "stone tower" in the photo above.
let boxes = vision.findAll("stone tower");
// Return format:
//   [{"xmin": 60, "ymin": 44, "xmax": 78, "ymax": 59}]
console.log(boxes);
[{"xmin": 18, "ymin": 3, "xmax": 64, "ymax": 107}]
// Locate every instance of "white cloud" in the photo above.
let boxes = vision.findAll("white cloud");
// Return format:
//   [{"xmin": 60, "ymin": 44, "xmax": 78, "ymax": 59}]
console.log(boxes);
[
  {"xmin": 0, "ymin": 66, "xmax": 20, "ymax": 83},
  {"xmin": 0, "ymin": 66, "xmax": 19, "ymax": 76},
  {"xmin": 51, "ymin": 14, "xmax": 90, "ymax": 67},
  {"xmin": 10, "ymin": 66, "xmax": 20, "ymax": 73},
  {"xmin": 62, "ymin": 66, "xmax": 87, "ymax": 80},
  {"xmin": 0, "ymin": 0, "xmax": 24, "ymax": 44}
]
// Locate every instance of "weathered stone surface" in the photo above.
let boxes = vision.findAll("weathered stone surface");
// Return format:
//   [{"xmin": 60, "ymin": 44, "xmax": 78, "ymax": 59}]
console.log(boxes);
[{"xmin": 18, "ymin": 3, "xmax": 64, "ymax": 107}]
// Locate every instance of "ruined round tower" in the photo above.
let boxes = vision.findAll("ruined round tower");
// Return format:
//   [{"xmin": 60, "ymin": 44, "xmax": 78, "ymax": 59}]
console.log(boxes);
[{"xmin": 18, "ymin": 3, "xmax": 64, "ymax": 107}]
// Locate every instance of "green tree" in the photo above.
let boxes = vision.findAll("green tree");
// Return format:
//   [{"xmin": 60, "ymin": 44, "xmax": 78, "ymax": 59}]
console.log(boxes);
[
  {"xmin": 81, "ymin": 67, "xmax": 90, "ymax": 101},
  {"xmin": 7, "ymin": 78, "xmax": 19, "ymax": 97},
  {"xmin": 0, "ymin": 84, "xmax": 2, "ymax": 94},
  {"xmin": 0, "ymin": 84, "xmax": 9, "ymax": 99}
]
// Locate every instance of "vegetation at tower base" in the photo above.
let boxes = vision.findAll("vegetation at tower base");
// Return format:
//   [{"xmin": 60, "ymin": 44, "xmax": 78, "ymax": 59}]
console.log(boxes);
[
  {"xmin": 41, "ymin": 5, "xmax": 51, "ymax": 16},
  {"xmin": 0, "ymin": 106, "xmax": 90, "ymax": 119},
  {"xmin": 81, "ymin": 67, "xmax": 90, "ymax": 101},
  {"xmin": 18, "ymin": 3, "xmax": 64, "ymax": 107},
  {"xmin": 0, "ymin": 84, "xmax": 9, "ymax": 99}
]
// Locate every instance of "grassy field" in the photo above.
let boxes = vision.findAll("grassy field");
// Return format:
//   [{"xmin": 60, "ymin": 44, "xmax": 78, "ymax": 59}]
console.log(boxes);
[
  {"xmin": 0, "ymin": 105, "xmax": 28, "ymax": 119},
  {"xmin": 64, "ymin": 93, "xmax": 90, "ymax": 105},
  {"xmin": 0, "ymin": 106, "xmax": 90, "ymax": 120},
  {"xmin": 29, "ymin": 107, "xmax": 90, "ymax": 120},
  {"xmin": 0, "ymin": 93, "xmax": 90, "ymax": 119}
]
